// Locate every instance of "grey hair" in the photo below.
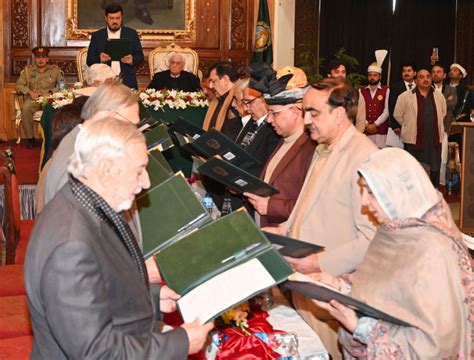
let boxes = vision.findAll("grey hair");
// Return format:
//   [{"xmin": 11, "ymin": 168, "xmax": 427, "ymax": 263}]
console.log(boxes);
[
  {"xmin": 68, "ymin": 117, "xmax": 145, "ymax": 179},
  {"xmin": 80, "ymin": 83, "xmax": 139, "ymax": 121},
  {"xmin": 234, "ymin": 78, "xmax": 249, "ymax": 91},
  {"xmin": 85, "ymin": 64, "xmax": 116, "ymax": 86},
  {"xmin": 168, "ymin": 52, "xmax": 185, "ymax": 66}
]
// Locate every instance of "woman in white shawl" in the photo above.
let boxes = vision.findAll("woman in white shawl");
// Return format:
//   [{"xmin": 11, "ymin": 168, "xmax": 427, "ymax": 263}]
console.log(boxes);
[{"xmin": 312, "ymin": 148, "xmax": 473, "ymax": 359}]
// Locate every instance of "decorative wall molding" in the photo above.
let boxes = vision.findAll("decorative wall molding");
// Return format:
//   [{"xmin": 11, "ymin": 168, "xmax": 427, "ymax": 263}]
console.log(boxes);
[
  {"xmin": 12, "ymin": 59, "xmax": 29, "ymax": 76},
  {"xmin": 50, "ymin": 59, "xmax": 77, "ymax": 76},
  {"xmin": 12, "ymin": 0, "xmax": 30, "ymax": 48},
  {"xmin": 231, "ymin": 0, "xmax": 247, "ymax": 50}
]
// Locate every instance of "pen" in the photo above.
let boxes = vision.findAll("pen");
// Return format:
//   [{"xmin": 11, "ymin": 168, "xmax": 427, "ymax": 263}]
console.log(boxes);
[{"xmin": 221, "ymin": 242, "xmax": 263, "ymax": 264}]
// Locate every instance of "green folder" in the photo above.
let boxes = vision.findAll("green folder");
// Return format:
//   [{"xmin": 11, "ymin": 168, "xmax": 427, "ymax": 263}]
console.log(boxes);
[
  {"xmin": 137, "ymin": 174, "xmax": 212, "ymax": 259},
  {"xmin": 155, "ymin": 210, "xmax": 293, "ymax": 322},
  {"xmin": 147, "ymin": 151, "xmax": 173, "ymax": 188},
  {"xmin": 144, "ymin": 124, "xmax": 174, "ymax": 152}
]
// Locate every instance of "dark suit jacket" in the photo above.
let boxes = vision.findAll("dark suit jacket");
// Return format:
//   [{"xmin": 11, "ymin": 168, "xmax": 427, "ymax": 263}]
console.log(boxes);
[
  {"xmin": 259, "ymin": 131, "xmax": 315, "ymax": 227},
  {"xmin": 388, "ymin": 81, "xmax": 410, "ymax": 130},
  {"xmin": 147, "ymin": 70, "xmax": 201, "ymax": 92},
  {"xmin": 25, "ymin": 183, "xmax": 188, "ymax": 359},
  {"xmin": 87, "ymin": 27, "xmax": 144, "ymax": 89},
  {"xmin": 235, "ymin": 119, "xmax": 280, "ymax": 175}
]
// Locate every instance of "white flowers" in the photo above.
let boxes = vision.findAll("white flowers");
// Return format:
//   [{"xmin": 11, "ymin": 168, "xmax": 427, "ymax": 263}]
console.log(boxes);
[
  {"xmin": 36, "ymin": 90, "xmax": 74, "ymax": 109},
  {"xmin": 139, "ymin": 89, "xmax": 209, "ymax": 111}
]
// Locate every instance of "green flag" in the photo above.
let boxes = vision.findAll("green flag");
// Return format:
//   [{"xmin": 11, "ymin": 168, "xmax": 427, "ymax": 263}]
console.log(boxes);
[{"xmin": 252, "ymin": 0, "xmax": 273, "ymax": 64}]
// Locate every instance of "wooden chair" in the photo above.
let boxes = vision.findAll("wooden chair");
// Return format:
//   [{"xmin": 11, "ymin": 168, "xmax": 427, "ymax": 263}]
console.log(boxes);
[
  {"xmin": 0, "ymin": 155, "xmax": 34, "ymax": 265},
  {"xmin": 12, "ymin": 92, "xmax": 43, "ymax": 144},
  {"xmin": 148, "ymin": 43, "xmax": 202, "ymax": 81},
  {"xmin": 76, "ymin": 47, "xmax": 89, "ymax": 84}
]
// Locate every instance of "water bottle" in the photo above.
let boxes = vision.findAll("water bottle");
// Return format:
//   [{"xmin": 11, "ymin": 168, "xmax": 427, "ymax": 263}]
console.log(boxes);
[
  {"xmin": 203, "ymin": 193, "xmax": 214, "ymax": 215},
  {"xmin": 57, "ymin": 79, "xmax": 67, "ymax": 90},
  {"xmin": 221, "ymin": 197, "xmax": 232, "ymax": 216}
]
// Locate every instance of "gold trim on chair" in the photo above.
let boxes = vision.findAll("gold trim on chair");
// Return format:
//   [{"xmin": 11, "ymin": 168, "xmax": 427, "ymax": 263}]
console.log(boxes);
[
  {"xmin": 148, "ymin": 43, "xmax": 199, "ymax": 80},
  {"xmin": 76, "ymin": 47, "xmax": 89, "ymax": 84}
]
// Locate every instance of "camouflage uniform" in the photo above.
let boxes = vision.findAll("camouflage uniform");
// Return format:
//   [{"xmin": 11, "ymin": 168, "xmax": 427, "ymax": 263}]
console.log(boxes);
[{"xmin": 15, "ymin": 64, "xmax": 64, "ymax": 138}]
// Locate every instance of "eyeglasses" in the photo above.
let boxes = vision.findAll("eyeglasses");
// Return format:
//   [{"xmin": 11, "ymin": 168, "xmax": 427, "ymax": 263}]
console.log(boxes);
[
  {"xmin": 267, "ymin": 105, "xmax": 299, "ymax": 117},
  {"xmin": 232, "ymin": 96, "xmax": 242, "ymax": 104},
  {"xmin": 241, "ymin": 96, "xmax": 262, "ymax": 106}
]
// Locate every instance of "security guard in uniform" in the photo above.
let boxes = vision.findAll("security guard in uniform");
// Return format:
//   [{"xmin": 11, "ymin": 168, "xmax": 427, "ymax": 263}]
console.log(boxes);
[{"xmin": 15, "ymin": 47, "xmax": 64, "ymax": 148}]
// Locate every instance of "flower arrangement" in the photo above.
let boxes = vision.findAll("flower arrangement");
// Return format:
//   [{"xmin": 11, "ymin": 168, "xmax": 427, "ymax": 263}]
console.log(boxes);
[
  {"xmin": 220, "ymin": 302, "xmax": 251, "ymax": 335},
  {"xmin": 36, "ymin": 89, "xmax": 74, "ymax": 109},
  {"xmin": 139, "ymin": 89, "xmax": 209, "ymax": 111}
]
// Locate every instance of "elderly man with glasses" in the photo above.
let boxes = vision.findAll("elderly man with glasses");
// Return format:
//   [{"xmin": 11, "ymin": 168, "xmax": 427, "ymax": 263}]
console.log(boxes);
[
  {"xmin": 147, "ymin": 53, "xmax": 200, "ymax": 92},
  {"xmin": 243, "ymin": 66, "xmax": 316, "ymax": 227}
]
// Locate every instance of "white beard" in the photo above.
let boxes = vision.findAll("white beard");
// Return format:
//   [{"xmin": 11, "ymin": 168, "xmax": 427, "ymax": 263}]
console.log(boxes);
[{"xmin": 116, "ymin": 198, "xmax": 134, "ymax": 212}]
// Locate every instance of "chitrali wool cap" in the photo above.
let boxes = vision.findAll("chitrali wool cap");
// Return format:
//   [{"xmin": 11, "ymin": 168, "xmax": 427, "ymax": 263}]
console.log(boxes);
[{"xmin": 248, "ymin": 63, "xmax": 309, "ymax": 105}]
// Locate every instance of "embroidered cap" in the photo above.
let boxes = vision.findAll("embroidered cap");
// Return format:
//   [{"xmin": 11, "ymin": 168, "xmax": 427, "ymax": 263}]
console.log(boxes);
[
  {"xmin": 450, "ymin": 63, "xmax": 468, "ymax": 79},
  {"xmin": 247, "ymin": 63, "xmax": 309, "ymax": 105}
]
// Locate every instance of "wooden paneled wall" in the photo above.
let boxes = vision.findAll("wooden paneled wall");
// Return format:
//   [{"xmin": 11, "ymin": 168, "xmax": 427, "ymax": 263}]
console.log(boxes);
[
  {"xmin": 4, "ymin": 0, "xmax": 256, "ymax": 84},
  {"xmin": 1, "ymin": 0, "xmax": 256, "ymax": 140}
]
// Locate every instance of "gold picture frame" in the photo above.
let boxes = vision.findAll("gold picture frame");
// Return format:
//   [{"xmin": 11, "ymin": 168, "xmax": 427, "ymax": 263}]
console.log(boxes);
[{"xmin": 66, "ymin": 0, "xmax": 196, "ymax": 41}]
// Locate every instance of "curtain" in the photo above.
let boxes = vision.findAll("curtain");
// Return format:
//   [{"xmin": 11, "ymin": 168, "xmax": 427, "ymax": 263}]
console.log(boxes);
[
  {"xmin": 390, "ymin": 0, "xmax": 456, "ymax": 84},
  {"xmin": 319, "ymin": 0, "xmax": 393, "ymax": 83}
]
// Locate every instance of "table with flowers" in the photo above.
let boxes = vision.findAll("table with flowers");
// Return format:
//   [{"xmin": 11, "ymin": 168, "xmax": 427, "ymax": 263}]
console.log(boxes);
[{"xmin": 38, "ymin": 88, "xmax": 209, "ymax": 176}]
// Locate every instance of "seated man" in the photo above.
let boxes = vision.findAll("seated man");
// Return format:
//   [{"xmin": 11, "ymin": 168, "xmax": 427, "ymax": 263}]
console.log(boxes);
[
  {"xmin": 25, "ymin": 118, "xmax": 213, "ymax": 358},
  {"xmin": 15, "ymin": 46, "xmax": 65, "ymax": 148},
  {"xmin": 244, "ymin": 66, "xmax": 316, "ymax": 227},
  {"xmin": 202, "ymin": 61, "xmax": 239, "ymax": 132},
  {"xmin": 147, "ymin": 53, "xmax": 201, "ymax": 92}
]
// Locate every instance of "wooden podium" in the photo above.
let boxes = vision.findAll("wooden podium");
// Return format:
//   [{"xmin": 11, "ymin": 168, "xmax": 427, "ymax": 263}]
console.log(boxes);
[{"xmin": 454, "ymin": 122, "xmax": 474, "ymax": 231}]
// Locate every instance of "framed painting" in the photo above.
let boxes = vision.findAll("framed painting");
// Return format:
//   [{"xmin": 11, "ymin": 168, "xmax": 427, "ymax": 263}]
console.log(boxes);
[{"xmin": 66, "ymin": 0, "xmax": 196, "ymax": 41}]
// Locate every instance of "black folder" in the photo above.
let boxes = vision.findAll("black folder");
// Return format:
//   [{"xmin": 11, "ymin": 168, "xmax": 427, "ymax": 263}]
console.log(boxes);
[
  {"xmin": 263, "ymin": 231, "xmax": 325, "ymax": 258},
  {"xmin": 282, "ymin": 281, "xmax": 413, "ymax": 327},
  {"xmin": 105, "ymin": 38, "xmax": 131, "ymax": 61},
  {"xmin": 138, "ymin": 103, "xmax": 165, "ymax": 130},
  {"xmin": 190, "ymin": 129, "xmax": 261, "ymax": 170},
  {"xmin": 169, "ymin": 116, "xmax": 205, "ymax": 138},
  {"xmin": 198, "ymin": 157, "xmax": 278, "ymax": 197}
]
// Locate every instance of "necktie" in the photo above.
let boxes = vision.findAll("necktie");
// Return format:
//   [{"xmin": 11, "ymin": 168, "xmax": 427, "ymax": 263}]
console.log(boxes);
[
  {"xmin": 240, "ymin": 121, "xmax": 259, "ymax": 148},
  {"xmin": 408, "ymin": 83, "xmax": 413, "ymax": 90}
]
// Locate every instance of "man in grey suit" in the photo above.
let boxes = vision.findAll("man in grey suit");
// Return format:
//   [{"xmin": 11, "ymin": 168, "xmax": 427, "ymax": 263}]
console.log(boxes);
[{"xmin": 25, "ymin": 118, "xmax": 213, "ymax": 359}]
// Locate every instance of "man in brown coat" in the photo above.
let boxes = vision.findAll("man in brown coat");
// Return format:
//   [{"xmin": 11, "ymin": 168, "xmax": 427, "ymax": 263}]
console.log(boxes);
[{"xmin": 244, "ymin": 66, "xmax": 315, "ymax": 227}]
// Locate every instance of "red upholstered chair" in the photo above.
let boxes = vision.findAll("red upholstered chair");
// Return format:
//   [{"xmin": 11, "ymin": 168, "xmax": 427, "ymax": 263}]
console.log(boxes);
[
  {"xmin": 0, "ymin": 158, "xmax": 34, "ymax": 264},
  {"xmin": 0, "ymin": 295, "xmax": 32, "ymax": 339},
  {"xmin": 0, "ymin": 335, "xmax": 33, "ymax": 360}
]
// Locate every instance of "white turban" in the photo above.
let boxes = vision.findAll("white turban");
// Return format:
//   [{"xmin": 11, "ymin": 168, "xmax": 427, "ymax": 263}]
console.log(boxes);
[{"xmin": 367, "ymin": 49, "xmax": 388, "ymax": 74}]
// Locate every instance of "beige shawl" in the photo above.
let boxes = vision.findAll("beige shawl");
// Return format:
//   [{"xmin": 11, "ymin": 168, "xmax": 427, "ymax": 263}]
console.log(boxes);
[
  {"xmin": 202, "ymin": 86, "xmax": 235, "ymax": 131},
  {"xmin": 344, "ymin": 148, "xmax": 474, "ymax": 358}
]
